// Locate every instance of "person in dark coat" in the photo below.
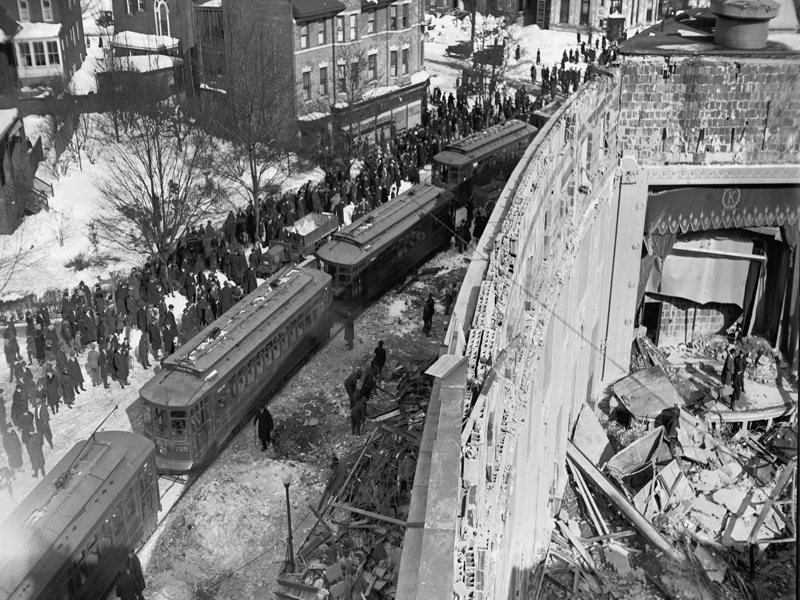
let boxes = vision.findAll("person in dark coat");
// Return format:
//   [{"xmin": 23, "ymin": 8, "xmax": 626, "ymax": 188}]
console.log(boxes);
[
  {"xmin": 351, "ymin": 398, "xmax": 366, "ymax": 435},
  {"xmin": 98, "ymin": 346, "xmax": 110, "ymax": 388},
  {"xmin": 116, "ymin": 563, "xmax": 139, "ymax": 600},
  {"xmin": 44, "ymin": 369, "xmax": 60, "ymax": 413},
  {"xmin": 67, "ymin": 351, "xmax": 85, "ymax": 393},
  {"xmin": 253, "ymin": 405, "xmax": 274, "ymax": 451},
  {"xmin": 34, "ymin": 397, "xmax": 53, "ymax": 449},
  {"xmin": 138, "ymin": 333, "xmax": 152, "ymax": 368},
  {"xmin": 359, "ymin": 366, "xmax": 376, "ymax": 403},
  {"xmin": 86, "ymin": 343, "xmax": 100, "ymax": 386},
  {"xmin": 146, "ymin": 279, "xmax": 161, "ymax": 306},
  {"xmin": 26, "ymin": 428, "xmax": 45, "ymax": 478},
  {"xmin": 3, "ymin": 423, "xmax": 23, "ymax": 478},
  {"xmin": 344, "ymin": 368, "xmax": 362, "ymax": 408},
  {"xmin": 148, "ymin": 321, "xmax": 162, "ymax": 361},
  {"xmin": 372, "ymin": 341, "xmax": 386, "ymax": 378},
  {"xmin": 422, "ymin": 294, "xmax": 435, "ymax": 336},
  {"xmin": 127, "ymin": 549, "xmax": 146, "ymax": 600},
  {"xmin": 219, "ymin": 281, "xmax": 233, "ymax": 315},
  {"xmin": 731, "ymin": 350, "xmax": 748, "ymax": 409},
  {"xmin": 61, "ymin": 368, "xmax": 76, "ymax": 407},
  {"xmin": 33, "ymin": 325, "xmax": 46, "ymax": 364},
  {"xmin": 115, "ymin": 347, "xmax": 129, "ymax": 388},
  {"xmin": 344, "ymin": 311, "xmax": 355, "ymax": 350},
  {"xmin": 243, "ymin": 267, "xmax": 258, "ymax": 295}
]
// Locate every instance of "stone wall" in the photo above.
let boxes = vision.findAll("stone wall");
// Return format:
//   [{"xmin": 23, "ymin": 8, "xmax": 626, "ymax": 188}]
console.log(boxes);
[{"xmin": 617, "ymin": 57, "xmax": 800, "ymax": 167}]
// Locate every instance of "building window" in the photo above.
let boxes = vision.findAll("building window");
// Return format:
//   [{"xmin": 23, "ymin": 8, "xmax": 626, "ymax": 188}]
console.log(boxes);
[
  {"xmin": 580, "ymin": 0, "xmax": 590, "ymax": 23},
  {"xmin": 402, "ymin": 3, "xmax": 409, "ymax": 28},
  {"xmin": 46, "ymin": 40, "xmax": 59, "ymax": 64},
  {"xmin": 319, "ymin": 66, "xmax": 328, "ymax": 95},
  {"xmin": 32, "ymin": 41, "xmax": 45, "ymax": 66},
  {"xmin": 560, "ymin": 0, "xmax": 570, "ymax": 22},
  {"xmin": 337, "ymin": 63, "xmax": 345, "ymax": 92},
  {"xmin": 18, "ymin": 0, "xmax": 29, "ymax": 21},
  {"xmin": 41, "ymin": 0, "xmax": 52, "ymax": 21},
  {"xmin": 18, "ymin": 43, "xmax": 32, "ymax": 66},
  {"xmin": 368, "ymin": 53, "xmax": 376, "ymax": 80},
  {"xmin": 390, "ymin": 50, "xmax": 397, "ymax": 77},
  {"xmin": 127, "ymin": 0, "xmax": 135, "ymax": 13},
  {"xmin": 349, "ymin": 14, "xmax": 357, "ymax": 40},
  {"xmin": 367, "ymin": 10, "xmax": 376, "ymax": 33},
  {"xmin": 138, "ymin": 0, "xmax": 145, "ymax": 11},
  {"xmin": 317, "ymin": 20, "xmax": 325, "ymax": 45},
  {"xmin": 156, "ymin": 1, "xmax": 169, "ymax": 36},
  {"xmin": 402, "ymin": 48, "xmax": 408, "ymax": 74},
  {"xmin": 336, "ymin": 16, "xmax": 344, "ymax": 42},
  {"xmin": 300, "ymin": 24, "xmax": 308, "ymax": 49},
  {"xmin": 390, "ymin": 5, "xmax": 397, "ymax": 29},
  {"xmin": 302, "ymin": 71, "xmax": 311, "ymax": 100}
]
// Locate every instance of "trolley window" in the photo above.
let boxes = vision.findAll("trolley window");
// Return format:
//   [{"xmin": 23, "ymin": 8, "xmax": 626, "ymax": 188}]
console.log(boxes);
[
  {"xmin": 72, "ymin": 549, "xmax": 89, "ymax": 589},
  {"xmin": 111, "ymin": 503, "xmax": 125, "ymax": 538},
  {"xmin": 273, "ymin": 337, "xmax": 282, "ymax": 361},
  {"xmin": 264, "ymin": 343, "xmax": 273, "ymax": 367},
  {"xmin": 288, "ymin": 319, "xmax": 297, "ymax": 344},
  {"xmin": 449, "ymin": 167, "xmax": 461, "ymax": 185},
  {"xmin": 217, "ymin": 384, "xmax": 228, "ymax": 409},
  {"xmin": 171, "ymin": 410, "xmax": 187, "ymax": 439},
  {"xmin": 280, "ymin": 331, "xmax": 289, "ymax": 353},
  {"xmin": 85, "ymin": 531, "xmax": 100, "ymax": 571},
  {"xmin": 246, "ymin": 358, "xmax": 256, "ymax": 387},
  {"xmin": 124, "ymin": 487, "xmax": 137, "ymax": 522},
  {"xmin": 99, "ymin": 520, "xmax": 113, "ymax": 556},
  {"xmin": 256, "ymin": 349, "xmax": 265, "ymax": 375},
  {"xmin": 154, "ymin": 407, "xmax": 168, "ymax": 436}
]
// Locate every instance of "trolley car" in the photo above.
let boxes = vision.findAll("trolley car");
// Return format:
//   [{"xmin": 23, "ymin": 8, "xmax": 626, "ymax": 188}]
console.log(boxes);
[
  {"xmin": 139, "ymin": 267, "xmax": 332, "ymax": 474},
  {"xmin": 431, "ymin": 119, "xmax": 538, "ymax": 205},
  {"xmin": 0, "ymin": 431, "xmax": 159, "ymax": 600},
  {"xmin": 316, "ymin": 183, "xmax": 455, "ymax": 306}
]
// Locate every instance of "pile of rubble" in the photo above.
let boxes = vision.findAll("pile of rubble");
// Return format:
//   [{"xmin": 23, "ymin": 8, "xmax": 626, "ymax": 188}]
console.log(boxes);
[
  {"xmin": 275, "ymin": 357, "xmax": 437, "ymax": 600},
  {"xmin": 540, "ymin": 361, "xmax": 797, "ymax": 600}
]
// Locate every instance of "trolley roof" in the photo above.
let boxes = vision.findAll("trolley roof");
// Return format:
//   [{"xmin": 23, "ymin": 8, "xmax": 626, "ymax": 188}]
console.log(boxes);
[
  {"xmin": 140, "ymin": 267, "xmax": 331, "ymax": 407},
  {"xmin": 444, "ymin": 119, "xmax": 535, "ymax": 155},
  {"xmin": 0, "ymin": 431, "xmax": 153, "ymax": 600},
  {"xmin": 316, "ymin": 183, "xmax": 455, "ymax": 268}
]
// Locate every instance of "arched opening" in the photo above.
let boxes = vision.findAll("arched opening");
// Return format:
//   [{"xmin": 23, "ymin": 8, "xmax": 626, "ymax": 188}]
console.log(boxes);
[{"xmin": 155, "ymin": 1, "xmax": 170, "ymax": 37}]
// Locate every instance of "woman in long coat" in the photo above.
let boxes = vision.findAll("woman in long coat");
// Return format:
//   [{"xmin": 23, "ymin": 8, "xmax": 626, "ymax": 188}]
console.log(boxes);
[
  {"xmin": 2, "ymin": 424, "xmax": 23, "ymax": 476},
  {"xmin": 60, "ymin": 368, "xmax": 75, "ymax": 407},
  {"xmin": 114, "ymin": 347, "xmax": 129, "ymax": 388},
  {"xmin": 26, "ymin": 429, "xmax": 45, "ymax": 477},
  {"xmin": 45, "ymin": 370, "xmax": 60, "ymax": 414}
]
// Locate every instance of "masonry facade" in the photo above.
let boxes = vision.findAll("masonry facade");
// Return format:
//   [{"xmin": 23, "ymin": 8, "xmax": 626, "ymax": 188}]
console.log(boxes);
[
  {"xmin": 397, "ymin": 25, "xmax": 800, "ymax": 600},
  {"xmin": 2, "ymin": 0, "xmax": 84, "ymax": 84}
]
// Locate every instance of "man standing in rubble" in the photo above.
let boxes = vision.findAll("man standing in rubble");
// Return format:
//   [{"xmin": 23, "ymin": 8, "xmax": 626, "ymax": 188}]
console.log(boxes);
[
  {"xmin": 344, "ymin": 368, "xmax": 362, "ymax": 408},
  {"xmin": 372, "ymin": 341, "xmax": 386, "ymax": 380},
  {"xmin": 351, "ymin": 397, "xmax": 366, "ymax": 436},
  {"xmin": 253, "ymin": 405, "xmax": 274, "ymax": 452}
]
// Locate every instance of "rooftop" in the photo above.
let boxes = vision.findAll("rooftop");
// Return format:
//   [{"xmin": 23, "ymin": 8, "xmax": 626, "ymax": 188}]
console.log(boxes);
[
  {"xmin": 291, "ymin": 0, "xmax": 345, "ymax": 21},
  {"xmin": 14, "ymin": 21, "xmax": 61, "ymax": 41},
  {"xmin": 618, "ymin": 7, "xmax": 800, "ymax": 56},
  {"xmin": 0, "ymin": 108, "xmax": 18, "ymax": 136},
  {"xmin": 113, "ymin": 30, "xmax": 179, "ymax": 51}
]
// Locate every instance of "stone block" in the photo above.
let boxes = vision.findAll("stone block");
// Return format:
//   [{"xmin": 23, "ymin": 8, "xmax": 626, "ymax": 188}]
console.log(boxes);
[{"xmin": 712, "ymin": 488, "xmax": 756, "ymax": 518}]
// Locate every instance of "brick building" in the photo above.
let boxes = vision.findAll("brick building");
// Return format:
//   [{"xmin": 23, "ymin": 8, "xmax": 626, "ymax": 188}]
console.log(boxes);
[
  {"xmin": 395, "ymin": 5, "xmax": 800, "ymax": 600},
  {"xmin": 1, "ymin": 0, "xmax": 85, "ymax": 86},
  {"xmin": 192, "ymin": 0, "xmax": 428, "ymax": 144}
]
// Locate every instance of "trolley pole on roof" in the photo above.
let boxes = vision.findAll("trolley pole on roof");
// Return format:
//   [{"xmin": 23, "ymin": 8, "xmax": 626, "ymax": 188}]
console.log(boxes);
[{"xmin": 56, "ymin": 404, "xmax": 119, "ymax": 489}]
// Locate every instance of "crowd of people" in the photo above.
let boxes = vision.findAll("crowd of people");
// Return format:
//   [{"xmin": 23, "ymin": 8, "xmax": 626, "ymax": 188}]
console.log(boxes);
[{"xmin": 0, "ymin": 59, "xmax": 594, "ymax": 486}]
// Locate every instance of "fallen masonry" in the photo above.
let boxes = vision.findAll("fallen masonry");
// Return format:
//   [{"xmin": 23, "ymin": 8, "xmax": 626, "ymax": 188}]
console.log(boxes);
[{"xmin": 274, "ymin": 356, "xmax": 437, "ymax": 600}]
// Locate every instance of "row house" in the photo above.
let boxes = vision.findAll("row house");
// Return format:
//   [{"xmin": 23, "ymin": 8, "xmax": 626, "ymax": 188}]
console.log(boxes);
[
  {"xmin": 193, "ymin": 0, "xmax": 428, "ymax": 145},
  {"xmin": 0, "ymin": 0, "xmax": 84, "ymax": 87},
  {"xmin": 109, "ymin": 0, "xmax": 194, "ymax": 88}
]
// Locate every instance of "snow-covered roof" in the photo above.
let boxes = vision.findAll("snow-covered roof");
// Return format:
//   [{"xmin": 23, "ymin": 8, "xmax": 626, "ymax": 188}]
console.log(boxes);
[
  {"xmin": 0, "ymin": 108, "xmax": 19, "ymax": 136},
  {"xmin": 14, "ymin": 22, "xmax": 62, "ymax": 41},
  {"xmin": 410, "ymin": 70, "xmax": 430, "ymax": 85},
  {"xmin": 298, "ymin": 111, "xmax": 328, "ymax": 122},
  {"xmin": 118, "ymin": 54, "xmax": 180, "ymax": 71},
  {"xmin": 198, "ymin": 0, "xmax": 221, "ymax": 7},
  {"xmin": 113, "ymin": 30, "xmax": 179, "ymax": 51}
]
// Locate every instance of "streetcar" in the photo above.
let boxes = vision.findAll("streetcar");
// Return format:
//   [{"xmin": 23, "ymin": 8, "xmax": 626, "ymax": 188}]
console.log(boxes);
[
  {"xmin": 0, "ymin": 431, "xmax": 159, "ymax": 600},
  {"xmin": 139, "ymin": 267, "xmax": 332, "ymax": 474},
  {"xmin": 315, "ymin": 183, "xmax": 456, "ymax": 306},
  {"xmin": 431, "ymin": 119, "xmax": 538, "ymax": 205}
]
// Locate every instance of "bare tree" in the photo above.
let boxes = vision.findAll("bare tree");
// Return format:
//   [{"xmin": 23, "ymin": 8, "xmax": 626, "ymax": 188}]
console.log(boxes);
[
  {"xmin": 205, "ymin": 10, "xmax": 296, "ymax": 238},
  {"xmin": 324, "ymin": 45, "xmax": 382, "ymax": 174},
  {"xmin": 0, "ymin": 221, "xmax": 45, "ymax": 295},
  {"xmin": 95, "ymin": 100, "xmax": 230, "ymax": 261}
]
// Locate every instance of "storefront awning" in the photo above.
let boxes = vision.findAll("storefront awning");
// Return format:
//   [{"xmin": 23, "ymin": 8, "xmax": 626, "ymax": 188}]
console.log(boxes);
[{"xmin": 646, "ymin": 185, "xmax": 800, "ymax": 235}]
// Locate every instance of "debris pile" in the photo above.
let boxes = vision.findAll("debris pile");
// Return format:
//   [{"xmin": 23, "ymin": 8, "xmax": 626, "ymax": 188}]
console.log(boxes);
[
  {"xmin": 538, "ymin": 360, "xmax": 797, "ymax": 600},
  {"xmin": 274, "ymin": 357, "xmax": 437, "ymax": 600}
]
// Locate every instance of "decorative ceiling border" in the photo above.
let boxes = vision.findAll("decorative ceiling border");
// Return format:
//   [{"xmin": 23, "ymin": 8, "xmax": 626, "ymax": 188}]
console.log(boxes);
[{"xmin": 645, "ymin": 164, "xmax": 800, "ymax": 186}]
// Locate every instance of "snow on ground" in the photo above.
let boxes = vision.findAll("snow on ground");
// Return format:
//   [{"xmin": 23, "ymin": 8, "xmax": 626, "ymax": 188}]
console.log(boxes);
[
  {"xmin": 424, "ymin": 14, "xmax": 590, "ymax": 90},
  {"xmin": 70, "ymin": 40, "xmax": 105, "ymax": 95}
]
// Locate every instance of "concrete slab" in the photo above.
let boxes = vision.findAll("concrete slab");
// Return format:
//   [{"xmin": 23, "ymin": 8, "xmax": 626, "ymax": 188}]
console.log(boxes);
[
  {"xmin": 712, "ymin": 488, "xmax": 757, "ymax": 518},
  {"xmin": 417, "ymin": 529, "xmax": 456, "ymax": 599},
  {"xmin": 572, "ymin": 403, "xmax": 615, "ymax": 469},
  {"xmin": 426, "ymin": 442, "xmax": 460, "ymax": 530},
  {"xmin": 693, "ymin": 496, "xmax": 728, "ymax": 519}
]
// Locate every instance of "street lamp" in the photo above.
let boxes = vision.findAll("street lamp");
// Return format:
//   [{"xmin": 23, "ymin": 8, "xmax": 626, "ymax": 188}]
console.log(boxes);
[{"xmin": 281, "ymin": 472, "xmax": 295, "ymax": 574}]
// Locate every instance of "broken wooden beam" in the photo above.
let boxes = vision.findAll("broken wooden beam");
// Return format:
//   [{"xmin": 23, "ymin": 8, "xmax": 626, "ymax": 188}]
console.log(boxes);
[
  {"xmin": 329, "ymin": 501, "xmax": 423, "ymax": 528},
  {"xmin": 567, "ymin": 442, "xmax": 686, "ymax": 563},
  {"xmin": 581, "ymin": 530, "xmax": 636, "ymax": 544}
]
